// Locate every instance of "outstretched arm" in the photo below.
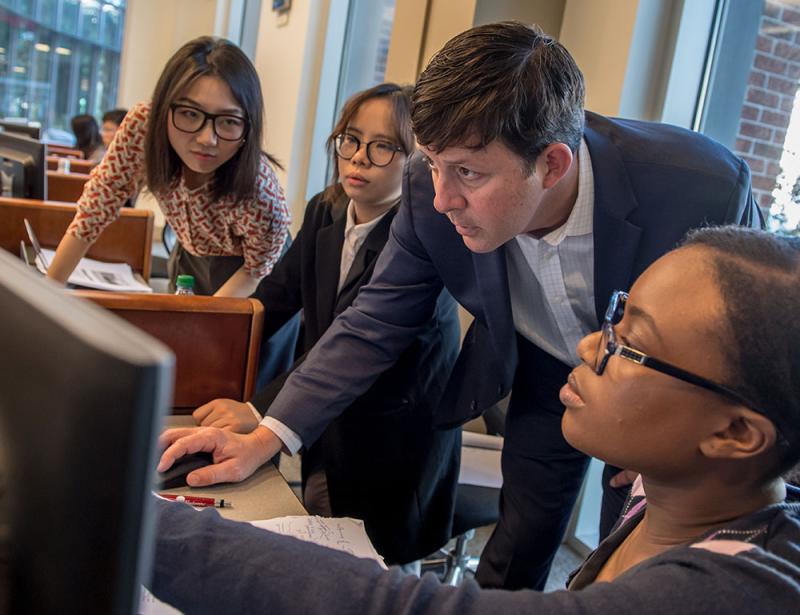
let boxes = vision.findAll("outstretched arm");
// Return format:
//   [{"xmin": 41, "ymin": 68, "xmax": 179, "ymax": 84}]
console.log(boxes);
[{"xmin": 149, "ymin": 499, "xmax": 783, "ymax": 615}]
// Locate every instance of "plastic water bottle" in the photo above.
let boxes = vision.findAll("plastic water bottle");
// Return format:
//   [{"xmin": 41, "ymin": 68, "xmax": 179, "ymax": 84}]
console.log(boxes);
[{"xmin": 175, "ymin": 274, "xmax": 195, "ymax": 296}]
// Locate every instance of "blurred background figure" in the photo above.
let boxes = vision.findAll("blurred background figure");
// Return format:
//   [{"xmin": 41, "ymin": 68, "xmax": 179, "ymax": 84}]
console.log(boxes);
[
  {"xmin": 70, "ymin": 114, "xmax": 105, "ymax": 162},
  {"xmin": 101, "ymin": 108, "xmax": 128, "ymax": 148}
]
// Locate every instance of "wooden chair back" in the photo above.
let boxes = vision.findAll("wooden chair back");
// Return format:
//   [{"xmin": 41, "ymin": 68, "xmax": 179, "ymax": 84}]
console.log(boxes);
[
  {"xmin": 46, "ymin": 156, "xmax": 96, "ymax": 174},
  {"xmin": 0, "ymin": 197, "xmax": 153, "ymax": 278},
  {"xmin": 74, "ymin": 291, "xmax": 264, "ymax": 413},
  {"xmin": 47, "ymin": 145, "xmax": 84, "ymax": 159},
  {"xmin": 47, "ymin": 171, "xmax": 91, "ymax": 203}
]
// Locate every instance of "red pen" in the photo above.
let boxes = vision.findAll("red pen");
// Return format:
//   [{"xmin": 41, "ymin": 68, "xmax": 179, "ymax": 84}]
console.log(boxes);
[{"xmin": 158, "ymin": 493, "xmax": 231, "ymax": 508}]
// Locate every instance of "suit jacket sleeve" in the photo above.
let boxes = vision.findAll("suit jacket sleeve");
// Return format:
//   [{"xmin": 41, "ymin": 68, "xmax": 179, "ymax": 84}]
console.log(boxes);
[
  {"xmin": 149, "ymin": 499, "xmax": 791, "ymax": 615},
  {"xmin": 262, "ymin": 159, "xmax": 445, "ymax": 447}
]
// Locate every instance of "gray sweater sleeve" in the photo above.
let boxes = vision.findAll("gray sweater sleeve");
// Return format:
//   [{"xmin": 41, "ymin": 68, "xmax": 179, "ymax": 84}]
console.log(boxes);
[{"xmin": 148, "ymin": 500, "xmax": 798, "ymax": 615}]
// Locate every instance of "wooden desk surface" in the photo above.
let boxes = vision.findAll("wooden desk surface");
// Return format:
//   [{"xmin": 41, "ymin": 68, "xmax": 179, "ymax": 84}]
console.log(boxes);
[{"xmin": 160, "ymin": 416, "xmax": 305, "ymax": 522}]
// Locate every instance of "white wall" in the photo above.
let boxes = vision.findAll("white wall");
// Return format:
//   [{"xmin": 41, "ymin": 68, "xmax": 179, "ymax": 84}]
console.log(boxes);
[
  {"xmin": 473, "ymin": 0, "xmax": 565, "ymax": 38},
  {"xmin": 558, "ymin": 0, "xmax": 640, "ymax": 116},
  {"xmin": 117, "ymin": 0, "xmax": 220, "ymax": 108}
]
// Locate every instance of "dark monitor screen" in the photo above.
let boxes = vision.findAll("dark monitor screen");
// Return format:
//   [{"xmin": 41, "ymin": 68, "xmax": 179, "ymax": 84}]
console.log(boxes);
[
  {"xmin": 0, "ymin": 249, "xmax": 174, "ymax": 614},
  {"xmin": 0, "ymin": 121, "xmax": 41, "ymax": 141},
  {"xmin": 0, "ymin": 132, "xmax": 47, "ymax": 200}
]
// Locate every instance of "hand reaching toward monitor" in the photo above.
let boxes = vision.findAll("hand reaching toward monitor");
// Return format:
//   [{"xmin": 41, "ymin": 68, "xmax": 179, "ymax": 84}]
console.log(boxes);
[
  {"xmin": 157, "ymin": 425, "xmax": 283, "ymax": 487},
  {"xmin": 193, "ymin": 398, "xmax": 260, "ymax": 433}
]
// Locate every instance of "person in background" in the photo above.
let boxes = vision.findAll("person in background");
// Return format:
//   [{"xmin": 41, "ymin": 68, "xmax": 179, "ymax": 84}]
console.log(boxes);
[
  {"xmin": 101, "ymin": 108, "xmax": 128, "ymax": 148},
  {"xmin": 150, "ymin": 226, "xmax": 800, "ymax": 614},
  {"xmin": 70, "ymin": 114, "xmax": 105, "ymax": 162},
  {"xmin": 189, "ymin": 83, "xmax": 461, "ymax": 567},
  {"xmin": 47, "ymin": 37, "xmax": 290, "ymax": 297},
  {"xmin": 157, "ymin": 21, "xmax": 762, "ymax": 590}
]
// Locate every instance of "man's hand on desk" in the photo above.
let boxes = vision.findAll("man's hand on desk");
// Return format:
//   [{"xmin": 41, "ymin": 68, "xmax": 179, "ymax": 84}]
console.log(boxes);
[
  {"xmin": 192, "ymin": 398, "xmax": 259, "ymax": 433},
  {"xmin": 157, "ymin": 425, "xmax": 283, "ymax": 487}
]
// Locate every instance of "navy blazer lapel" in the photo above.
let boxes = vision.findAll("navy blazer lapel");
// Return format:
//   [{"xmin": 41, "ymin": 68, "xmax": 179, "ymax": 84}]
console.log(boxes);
[
  {"xmin": 584, "ymin": 113, "xmax": 643, "ymax": 322},
  {"xmin": 315, "ymin": 198, "xmax": 348, "ymax": 330},
  {"xmin": 334, "ymin": 206, "xmax": 397, "ymax": 314}
]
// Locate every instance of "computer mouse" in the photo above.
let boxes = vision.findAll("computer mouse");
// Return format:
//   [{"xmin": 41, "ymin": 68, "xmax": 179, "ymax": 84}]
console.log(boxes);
[{"xmin": 157, "ymin": 452, "xmax": 214, "ymax": 489}]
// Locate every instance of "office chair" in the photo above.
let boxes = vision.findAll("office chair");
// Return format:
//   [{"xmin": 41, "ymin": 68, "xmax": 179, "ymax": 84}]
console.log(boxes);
[
  {"xmin": 423, "ymin": 403, "xmax": 505, "ymax": 585},
  {"xmin": 442, "ymin": 430, "xmax": 503, "ymax": 585}
]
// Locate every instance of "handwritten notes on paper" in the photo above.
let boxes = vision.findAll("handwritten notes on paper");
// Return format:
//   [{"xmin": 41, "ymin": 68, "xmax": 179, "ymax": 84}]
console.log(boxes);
[{"xmin": 251, "ymin": 515, "xmax": 387, "ymax": 569}]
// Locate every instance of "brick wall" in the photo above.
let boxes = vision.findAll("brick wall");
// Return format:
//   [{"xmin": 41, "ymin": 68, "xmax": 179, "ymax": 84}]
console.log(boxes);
[{"xmin": 734, "ymin": 0, "xmax": 800, "ymax": 215}]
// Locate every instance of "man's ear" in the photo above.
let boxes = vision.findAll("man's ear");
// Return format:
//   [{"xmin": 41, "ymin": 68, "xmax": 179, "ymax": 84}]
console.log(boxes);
[
  {"xmin": 699, "ymin": 409, "xmax": 777, "ymax": 460},
  {"xmin": 536, "ymin": 143, "xmax": 574, "ymax": 189}
]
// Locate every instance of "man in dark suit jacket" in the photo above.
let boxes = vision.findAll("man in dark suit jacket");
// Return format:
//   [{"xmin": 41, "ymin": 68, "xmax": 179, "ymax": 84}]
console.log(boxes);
[
  {"xmin": 194, "ymin": 190, "xmax": 461, "ymax": 565},
  {"xmin": 159, "ymin": 22, "xmax": 762, "ymax": 590}
]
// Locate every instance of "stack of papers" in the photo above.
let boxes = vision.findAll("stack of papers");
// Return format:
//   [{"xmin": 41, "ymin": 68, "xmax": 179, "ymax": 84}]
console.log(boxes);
[{"xmin": 36, "ymin": 247, "xmax": 152, "ymax": 293}]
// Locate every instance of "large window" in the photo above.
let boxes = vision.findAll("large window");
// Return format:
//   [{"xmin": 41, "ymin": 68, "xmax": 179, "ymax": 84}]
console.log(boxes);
[
  {"xmin": 0, "ymin": 0, "xmax": 126, "ymax": 142},
  {"xmin": 305, "ymin": 0, "xmax": 396, "ymax": 200},
  {"xmin": 697, "ymin": 0, "xmax": 800, "ymax": 235}
]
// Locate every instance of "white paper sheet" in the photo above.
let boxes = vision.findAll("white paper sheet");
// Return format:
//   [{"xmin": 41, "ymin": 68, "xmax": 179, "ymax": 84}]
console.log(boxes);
[
  {"xmin": 251, "ymin": 515, "xmax": 387, "ymax": 569},
  {"xmin": 36, "ymin": 248, "xmax": 152, "ymax": 293},
  {"xmin": 139, "ymin": 587, "xmax": 182, "ymax": 615}
]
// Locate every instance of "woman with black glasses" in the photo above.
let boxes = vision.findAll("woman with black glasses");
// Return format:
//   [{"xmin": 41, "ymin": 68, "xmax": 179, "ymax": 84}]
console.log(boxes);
[
  {"xmin": 151, "ymin": 226, "xmax": 800, "ymax": 614},
  {"xmin": 47, "ymin": 37, "xmax": 290, "ymax": 297}
]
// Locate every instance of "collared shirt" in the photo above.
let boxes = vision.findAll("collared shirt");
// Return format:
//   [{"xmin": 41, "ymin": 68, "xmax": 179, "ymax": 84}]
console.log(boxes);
[
  {"xmin": 338, "ymin": 200, "xmax": 392, "ymax": 293},
  {"xmin": 505, "ymin": 139, "xmax": 598, "ymax": 367},
  {"xmin": 259, "ymin": 199, "xmax": 392, "ymax": 455}
]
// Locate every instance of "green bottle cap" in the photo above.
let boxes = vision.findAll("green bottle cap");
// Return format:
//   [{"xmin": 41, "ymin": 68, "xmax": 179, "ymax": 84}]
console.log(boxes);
[{"xmin": 176, "ymin": 274, "xmax": 195, "ymax": 288}]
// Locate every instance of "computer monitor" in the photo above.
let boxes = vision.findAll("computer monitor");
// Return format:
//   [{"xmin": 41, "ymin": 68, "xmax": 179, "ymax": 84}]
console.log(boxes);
[
  {"xmin": 0, "ymin": 121, "xmax": 41, "ymax": 141},
  {"xmin": 0, "ymin": 132, "xmax": 47, "ymax": 200},
  {"xmin": 0, "ymin": 249, "xmax": 174, "ymax": 614}
]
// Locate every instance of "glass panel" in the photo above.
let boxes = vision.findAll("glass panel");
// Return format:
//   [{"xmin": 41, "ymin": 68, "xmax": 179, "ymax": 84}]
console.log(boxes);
[
  {"xmin": 76, "ymin": 42, "xmax": 93, "ymax": 114},
  {"xmin": 79, "ymin": 0, "xmax": 102, "ymax": 43},
  {"xmin": 92, "ymin": 47, "xmax": 111, "ymax": 118},
  {"xmin": 0, "ymin": 2, "xmax": 125, "ymax": 138},
  {"xmin": 699, "ymin": 0, "xmax": 800, "ymax": 235},
  {"xmin": 62, "ymin": 0, "xmax": 81, "ymax": 35},
  {"xmin": 17, "ymin": 0, "xmax": 35, "ymax": 19},
  {"xmin": 40, "ymin": 0, "xmax": 58, "ymax": 27},
  {"xmin": 52, "ymin": 37, "xmax": 74, "ymax": 131},
  {"xmin": 337, "ymin": 0, "xmax": 396, "ymax": 108},
  {"xmin": 101, "ymin": 3, "xmax": 121, "ymax": 47}
]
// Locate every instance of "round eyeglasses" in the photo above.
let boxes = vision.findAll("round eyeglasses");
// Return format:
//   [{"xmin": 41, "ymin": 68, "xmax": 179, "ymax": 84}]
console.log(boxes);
[
  {"xmin": 595, "ymin": 290, "xmax": 762, "ymax": 412},
  {"xmin": 170, "ymin": 104, "xmax": 248, "ymax": 142},
  {"xmin": 334, "ymin": 134, "xmax": 404, "ymax": 167}
]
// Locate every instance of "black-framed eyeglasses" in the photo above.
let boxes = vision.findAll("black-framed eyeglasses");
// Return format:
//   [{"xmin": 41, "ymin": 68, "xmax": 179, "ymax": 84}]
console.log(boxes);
[
  {"xmin": 595, "ymin": 291, "xmax": 761, "ymax": 411},
  {"xmin": 334, "ymin": 133, "xmax": 404, "ymax": 167},
  {"xmin": 169, "ymin": 104, "xmax": 248, "ymax": 141}
]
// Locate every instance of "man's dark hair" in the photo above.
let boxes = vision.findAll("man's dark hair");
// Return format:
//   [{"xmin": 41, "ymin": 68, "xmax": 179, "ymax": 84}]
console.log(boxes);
[
  {"xmin": 683, "ymin": 226, "xmax": 800, "ymax": 475},
  {"xmin": 102, "ymin": 108, "xmax": 128, "ymax": 126},
  {"xmin": 411, "ymin": 21, "xmax": 585, "ymax": 167}
]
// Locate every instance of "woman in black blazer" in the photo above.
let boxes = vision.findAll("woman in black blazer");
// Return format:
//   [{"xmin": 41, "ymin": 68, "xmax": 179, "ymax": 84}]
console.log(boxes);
[{"xmin": 194, "ymin": 83, "xmax": 461, "ymax": 565}]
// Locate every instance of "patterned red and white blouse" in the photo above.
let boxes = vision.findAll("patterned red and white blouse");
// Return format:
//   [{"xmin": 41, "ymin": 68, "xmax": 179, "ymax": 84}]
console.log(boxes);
[{"xmin": 67, "ymin": 102, "xmax": 291, "ymax": 278}]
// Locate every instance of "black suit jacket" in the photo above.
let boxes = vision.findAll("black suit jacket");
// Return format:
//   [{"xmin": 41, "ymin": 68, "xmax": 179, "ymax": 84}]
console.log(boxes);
[{"xmin": 251, "ymin": 192, "xmax": 461, "ymax": 564}]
